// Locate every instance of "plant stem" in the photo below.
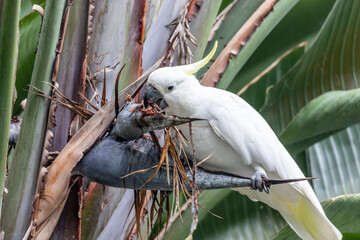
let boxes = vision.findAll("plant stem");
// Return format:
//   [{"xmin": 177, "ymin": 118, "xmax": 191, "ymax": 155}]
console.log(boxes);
[
  {"xmin": 0, "ymin": 0, "xmax": 21, "ymax": 218},
  {"xmin": 0, "ymin": 0, "xmax": 67, "ymax": 238}
]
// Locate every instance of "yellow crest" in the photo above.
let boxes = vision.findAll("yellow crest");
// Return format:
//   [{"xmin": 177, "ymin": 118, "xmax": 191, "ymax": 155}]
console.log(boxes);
[{"xmin": 176, "ymin": 41, "xmax": 218, "ymax": 75}]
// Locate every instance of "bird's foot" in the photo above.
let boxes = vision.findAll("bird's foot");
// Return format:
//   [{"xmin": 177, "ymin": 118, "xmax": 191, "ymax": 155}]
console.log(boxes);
[{"xmin": 250, "ymin": 171, "xmax": 270, "ymax": 194}]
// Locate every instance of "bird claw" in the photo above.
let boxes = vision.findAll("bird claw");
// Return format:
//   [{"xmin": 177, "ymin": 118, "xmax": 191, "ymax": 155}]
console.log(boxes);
[{"xmin": 250, "ymin": 171, "xmax": 270, "ymax": 194}]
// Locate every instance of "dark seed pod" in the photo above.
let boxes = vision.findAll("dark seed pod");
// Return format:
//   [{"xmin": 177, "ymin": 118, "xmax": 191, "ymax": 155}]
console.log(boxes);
[{"xmin": 73, "ymin": 136, "xmax": 253, "ymax": 191}]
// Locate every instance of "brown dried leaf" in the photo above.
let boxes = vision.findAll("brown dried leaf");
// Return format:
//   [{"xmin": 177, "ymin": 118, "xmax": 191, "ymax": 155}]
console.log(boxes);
[
  {"xmin": 186, "ymin": 0, "xmax": 201, "ymax": 20},
  {"xmin": 140, "ymin": 131, "xmax": 171, "ymax": 188},
  {"xmin": 101, "ymin": 66, "xmax": 107, "ymax": 107},
  {"xmin": 165, "ymin": 0, "xmax": 198, "ymax": 66}
]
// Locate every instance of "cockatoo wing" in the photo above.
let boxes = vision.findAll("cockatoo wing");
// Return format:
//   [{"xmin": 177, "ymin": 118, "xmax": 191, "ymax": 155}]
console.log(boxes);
[{"xmin": 205, "ymin": 87, "xmax": 298, "ymax": 179}]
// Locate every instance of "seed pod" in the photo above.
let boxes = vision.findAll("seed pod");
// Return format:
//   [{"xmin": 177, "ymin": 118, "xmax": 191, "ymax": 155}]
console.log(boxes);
[{"xmin": 73, "ymin": 136, "xmax": 252, "ymax": 191}]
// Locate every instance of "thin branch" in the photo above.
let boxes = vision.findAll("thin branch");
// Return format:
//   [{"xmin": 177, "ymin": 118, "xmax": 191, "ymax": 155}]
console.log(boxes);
[{"xmin": 196, "ymin": 153, "xmax": 213, "ymax": 167}]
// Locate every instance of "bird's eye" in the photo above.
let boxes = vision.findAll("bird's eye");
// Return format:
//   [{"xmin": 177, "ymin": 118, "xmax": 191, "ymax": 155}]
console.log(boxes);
[{"xmin": 168, "ymin": 85, "xmax": 174, "ymax": 91}]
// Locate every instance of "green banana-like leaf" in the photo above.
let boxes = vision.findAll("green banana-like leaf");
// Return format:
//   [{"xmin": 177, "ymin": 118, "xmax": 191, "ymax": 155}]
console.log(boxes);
[
  {"xmin": 14, "ymin": 9, "xmax": 42, "ymax": 115},
  {"xmin": 241, "ymin": 46, "xmax": 305, "ymax": 111},
  {"xmin": 261, "ymin": 0, "xmax": 360, "ymax": 136},
  {"xmin": 20, "ymin": 0, "xmax": 45, "ymax": 19},
  {"xmin": 274, "ymin": 194, "xmax": 360, "ymax": 239},
  {"xmin": 1, "ymin": 0, "xmax": 67, "ymax": 237},
  {"xmin": 0, "ymin": 0, "xmax": 21, "ymax": 218},
  {"xmin": 227, "ymin": 0, "xmax": 335, "ymax": 93},
  {"xmin": 309, "ymin": 124, "xmax": 360, "ymax": 202},
  {"xmin": 164, "ymin": 189, "xmax": 286, "ymax": 240},
  {"xmin": 193, "ymin": 191, "xmax": 285, "ymax": 240},
  {"xmin": 188, "ymin": 1, "xmax": 222, "ymax": 62},
  {"xmin": 278, "ymin": 89, "xmax": 360, "ymax": 153},
  {"xmin": 206, "ymin": 0, "xmax": 299, "ymax": 90},
  {"xmin": 164, "ymin": 189, "xmax": 232, "ymax": 240},
  {"xmin": 196, "ymin": 0, "xmax": 263, "ymax": 79}
]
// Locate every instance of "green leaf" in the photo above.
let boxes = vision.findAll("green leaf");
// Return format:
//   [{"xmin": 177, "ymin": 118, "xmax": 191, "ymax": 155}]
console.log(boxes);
[
  {"xmin": 188, "ymin": 1, "xmax": 222, "ymax": 62},
  {"xmin": 228, "ymin": 0, "xmax": 336, "ymax": 93},
  {"xmin": 274, "ymin": 194, "xmax": 360, "ymax": 239},
  {"xmin": 241, "ymin": 45, "xmax": 305, "ymax": 111},
  {"xmin": 278, "ymin": 89, "xmax": 360, "ymax": 153},
  {"xmin": 0, "ymin": 0, "xmax": 21, "ymax": 217},
  {"xmin": 261, "ymin": 0, "xmax": 360, "ymax": 136},
  {"xmin": 196, "ymin": 0, "xmax": 264, "ymax": 79},
  {"xmin": 164, "ymin": 189, "xmax": 231, "ymax": 240},
  {"xmin": 1, "ymin": 0, "xmax": 67, "ymax": 237},
  {"xmin": 218, "ymin": 0, "xmax": 235, "ymax": 13},
  {"xmin": 14, "ymin": 10, "xmax": 42, "ymax": 115},
  {"xmin": 214, "ymin": 0, "xmax": 299, "ymax": 90},
  {"xmin": 20, "ymin": 0, "xmax": 45, "ymax": 19},
  {"xmin": 342, "ymin": 233, "xmax": 360, "ymax": 240},
  {"xmin": 194, "ymin": 192, "xmax": 286, "ymax": 240},
  {"xmin": 309, "ymin": 124, "xmax": 360, "ymax": 201},
  {"xmin": 164, "ymin": 190, "xmax": 286, "ymax": 240}
]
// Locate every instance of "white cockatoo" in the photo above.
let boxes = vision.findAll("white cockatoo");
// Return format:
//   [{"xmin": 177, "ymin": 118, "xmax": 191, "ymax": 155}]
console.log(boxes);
[{"xmin": 144, "ymin": 42, "xmax": 342, "ymax": 240}]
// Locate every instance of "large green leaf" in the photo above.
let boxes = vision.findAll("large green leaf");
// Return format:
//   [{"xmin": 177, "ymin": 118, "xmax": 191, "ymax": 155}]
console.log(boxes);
[
  {"xmin": 213, "ymin": 0, "xmax": 300, "ymax": 90},
  {"xmin": 261, "ymin": 0, "xmax": 360, "ymax": 136},
  {"xmin": 14, "ymin": 10, "xmax": 42, "ymax": 115},
  {"xmin": 274, "ymin": 194, "xmax": 360, "ymax": 239},
  {"xmin": 241, "ymin": 45, "xmax": 305, "ymax": 111},
  {"xmin": 188, "ymin": 1, "xmax": 222, "ymax": 62},
  {"xmin": 278, "ymin": 89, "xmax": 360, "ymax": 153},
  {"xmin": 196, "ymin": 0, "xmax": 263, "ymax": 79},
  {"xmin": 164, "ymin": 189, "xmax": 231, "ymax": 239},
  {"xmin": 227, "ymin": 0, "xmax": 335, "ymax": 93},
  {"xmin": 0, "ymin": 0, "xmax": 21, "ymax": 218},
  {"xmin": 164, "ymin": 189, "xmax": 286, "ymax": 240},
  {"xmin": 1, "ymin": 0, "xmax": 67, "ymax": 237},
  {"xmin": 20, "ymin": 0, "xmax": 45, "ymax": 19},
  {"xmin": 309, "ymin": 124, "xmax": 360, "ymax": 202},
  {"xmin": 193, "ymin": 191, "xmax": 285, "ymax": 240}
]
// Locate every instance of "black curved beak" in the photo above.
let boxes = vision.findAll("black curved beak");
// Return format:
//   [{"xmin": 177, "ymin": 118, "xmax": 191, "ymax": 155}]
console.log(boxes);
[{"xmin": 144, "ymin": 85, "xmax": 168, "ymax": 109}]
